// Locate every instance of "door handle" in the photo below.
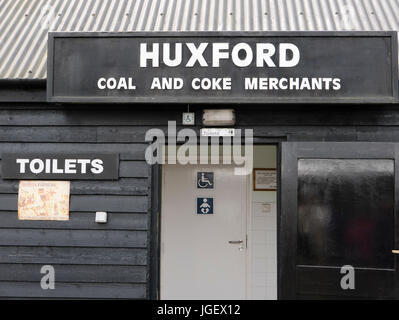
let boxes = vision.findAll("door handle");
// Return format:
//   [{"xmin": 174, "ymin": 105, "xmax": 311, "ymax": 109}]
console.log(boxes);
[
  {"xmin": 392, "ymin": 250, "xmax": 399, "ymax": 254},
  {"xmin": 228, "ymin": 240, "xmax": 243, "ymax": 244}
]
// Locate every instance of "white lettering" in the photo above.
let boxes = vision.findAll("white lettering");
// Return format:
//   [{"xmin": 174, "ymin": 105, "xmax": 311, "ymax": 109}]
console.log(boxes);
[
  {"xmin": 45, "ymin": 159, "xmax": 51, "ymax": 173},
  {"xmin": 333, "ymin": 78, "xmax": 341, "ymax": 90},
  {"xmin": 138, "ymin": 42, "xmax": 302, "ymax": 68},
  {"xmin": 117, "ymin": 77, "xmax": 127, "ymax": 90},
  {"xmin": 256, "ymin": 43, "xmax": 276, "ymax": 67},
  {"xmin": 163, "ymin": 43, "xmax": 182, "ymax": 67},
  {"xmin": 231, "ymin": 43, "xmax": 253, "ymax": 67},
  {"xmin": 30, "ymin": 159, "xmax": 44, "ymax": 174},
  {"xmin": 64, "ymin": 159, "xmax": 77, "ymax": 174},
  {"xmin": 13, "ymin": 158, "xmax": 110, "ymax": 176},
  {"xmin": 52, "ymin": 159, "xmax": 63, "ymax": 174},
  {"xmin": 140, "ymin": 43, "xmax": 159, "ymax": 67},
  {"xmin": 16, "ymin": 159, "xmax": 29, "ymax": 174},
  {"xmin": 97, "ymin": 77, "xmax": 136, "ymax": 90},
  {"xmin": 97, "ymin": 77, "xmax": 106, "ymax": 89},
  {"xmin": 77, "ymin": 159, "xmax": 90, "ymax": 174},
  {"xmin": 212, "ymin": 43, "xmax": 229, "ymax": 67},
  {"xmin": 186, "ymin": 43, "xmax": 208, "ymax": 67},
  {"xmin": 244, "ymin": 77, "xmax": 342, "ymax": 91},
  {"xmin": 191, "ymin": 78, "xmax": 231, "ymax": 90},
  {"xmin": 91, "ymin": 159, "xmax": 104, "ymax": 174},
  {"xmin": 279, "ymin": 43, "xmax": 300, "ymax": 67},
  {"xmin": 245, "ymin": 78, "xmax": 257, "ymax": 90},
  {"xmin": 107, "ymin": 78, "xmax": 117, "ymax": 89}
]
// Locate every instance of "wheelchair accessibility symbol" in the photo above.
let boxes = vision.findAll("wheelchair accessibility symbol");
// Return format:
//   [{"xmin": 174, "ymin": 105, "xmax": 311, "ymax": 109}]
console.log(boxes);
[
  {"xmin": 197, "ymin": 197, "xmax": 214, "ymax": 214},
  {"xmin": 197, "ymin": 172, "xmax": 214, "ymax": 189}
]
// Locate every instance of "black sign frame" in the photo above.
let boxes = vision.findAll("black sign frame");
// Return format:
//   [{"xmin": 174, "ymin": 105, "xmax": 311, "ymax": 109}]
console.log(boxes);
[
  {"xmin": 47, "ymin": 31, "xmax": 398, "ymax": 104},
  {"xmin": 1, "ymin": 153, "xmax": 119, "ymax": 180}
]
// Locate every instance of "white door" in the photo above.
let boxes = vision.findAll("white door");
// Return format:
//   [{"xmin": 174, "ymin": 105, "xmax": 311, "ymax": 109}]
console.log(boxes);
[{"xmin": 161, "ymin": 164, "xmax": 248, "ymax": 300}]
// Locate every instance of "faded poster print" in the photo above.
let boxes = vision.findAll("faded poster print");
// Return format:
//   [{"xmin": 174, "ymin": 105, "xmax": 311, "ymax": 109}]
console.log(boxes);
[{"xmin": 18, "ymin": 181, "xmax": 70, "ymax": 221}]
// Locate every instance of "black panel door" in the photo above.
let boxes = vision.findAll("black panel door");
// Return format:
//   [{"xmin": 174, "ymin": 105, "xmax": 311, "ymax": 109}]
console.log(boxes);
[{"xmin": 280, "ymin": 142, "xmax": 399, "ymax": 299}]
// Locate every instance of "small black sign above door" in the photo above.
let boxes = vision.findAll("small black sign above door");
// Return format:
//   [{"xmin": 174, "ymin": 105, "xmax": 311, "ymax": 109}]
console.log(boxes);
[{"xmin": 1, "ymin": 153, "xmax": 119, "ymax": 180}]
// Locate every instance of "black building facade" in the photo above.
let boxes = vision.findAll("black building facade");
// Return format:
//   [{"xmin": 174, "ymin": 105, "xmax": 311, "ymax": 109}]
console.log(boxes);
[
  {"xmin": 0, "ymin": 104, "xmax": 398, "ymax": 298},
  {"xmin": 0, "ymin": 0, "xmax": 399, "ymax": 300}
]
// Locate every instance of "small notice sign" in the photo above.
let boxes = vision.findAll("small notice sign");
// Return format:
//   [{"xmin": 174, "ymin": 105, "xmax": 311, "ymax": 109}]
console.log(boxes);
[
  {"xmin": 201, "ymin": 128, "xmax": 235, "ymax": 137},
  {"xmin": 197, "ymin": 172, "xmax": 214, "ymax": 189},
  {"xmin": 253, "ymin": 168, "xmax": 277, "ymax": 191},
  {"xmin": 197, "ymin": 197, "xmax": 214, "ymax": 214},
  {"xmin": 18, "ymin": 181, "xmax": 70, "ymax": 221}
]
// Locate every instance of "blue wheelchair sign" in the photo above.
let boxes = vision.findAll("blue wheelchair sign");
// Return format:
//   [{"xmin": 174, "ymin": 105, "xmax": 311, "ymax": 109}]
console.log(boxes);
[
  {"xmin": 197, "ymin": 172, "xmax": 214, "ymax": 189},
  {"xmin": 197, "ymin": 197, "xmax": 214, "ymax": 214}
]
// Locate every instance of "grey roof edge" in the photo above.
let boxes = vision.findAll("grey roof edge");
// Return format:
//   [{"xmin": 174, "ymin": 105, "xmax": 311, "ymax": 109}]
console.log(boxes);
[{"xmin": 1, "ymin": 0, "xmax": 399, "ymax": 80}]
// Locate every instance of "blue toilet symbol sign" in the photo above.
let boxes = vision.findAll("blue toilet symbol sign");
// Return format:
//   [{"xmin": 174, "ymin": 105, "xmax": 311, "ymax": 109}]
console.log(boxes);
[
  {"xmin": 197, "ymin": 197, "xmax": 214, "ymax": 214},
  {"xmin": 197, "ymin": 172, "xmax": 214, "ymax": 189}
]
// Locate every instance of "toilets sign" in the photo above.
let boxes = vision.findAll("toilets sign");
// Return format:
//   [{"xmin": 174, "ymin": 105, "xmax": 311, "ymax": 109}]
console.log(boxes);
[
  {"xmin": 1, "ymin": 153, "xmax": 119, "ymax": 180},
  {"xmin": 48, "ymin": 32, "xmax": 398, "ymax": 104}
]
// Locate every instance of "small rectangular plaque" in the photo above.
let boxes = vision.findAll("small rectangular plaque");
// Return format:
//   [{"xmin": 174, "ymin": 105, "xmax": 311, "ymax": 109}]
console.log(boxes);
[
  {"xmin": 201, "ymin": 128, "xmax": 235, "ymax": 137},
  {"xmin": 253, "ymin": 168, "xmax": 277, "ymax": 191},
  {"xmin": 18, "ymin": 180, "xmax": 70, "ymax": 221}
]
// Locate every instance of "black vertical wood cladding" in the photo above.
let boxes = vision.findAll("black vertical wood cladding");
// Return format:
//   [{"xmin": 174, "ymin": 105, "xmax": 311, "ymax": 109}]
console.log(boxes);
[{"xmin": 1, "ymin": 102, "xmax": 399, "ymax": 299}]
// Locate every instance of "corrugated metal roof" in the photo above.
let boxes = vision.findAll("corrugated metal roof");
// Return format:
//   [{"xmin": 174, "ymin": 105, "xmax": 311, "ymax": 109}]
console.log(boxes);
[{"xmin": 0, "ymin": 0, "xmax": 398, "ymax": 79}]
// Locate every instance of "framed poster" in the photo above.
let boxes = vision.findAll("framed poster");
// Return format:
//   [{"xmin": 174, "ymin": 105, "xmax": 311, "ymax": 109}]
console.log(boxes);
[
  {"xmin": 18, "ymin": 181, "xmax": 70, "ymax": 221},
  {"xmin": 253, "ymin": 168, "xmax": 277, "ymax": 191}
]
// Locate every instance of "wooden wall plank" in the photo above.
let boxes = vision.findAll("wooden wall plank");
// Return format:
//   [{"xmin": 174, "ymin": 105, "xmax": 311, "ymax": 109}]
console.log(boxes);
[
  {"xmin": 0, "ymin": 106, "xmax": 186, "ymax": 124},
  {"xmin": 0, "ymin": 194, "xmax": 148, "ymax": 212},
  {"xmin": 0, "ymin": 143, "xmax": 146, "ymax": 160},
  {"xmin": 0, "ymin": 194, "xmax": 17, "ymax": 210},
  {"xmin": 236, "ymin": 105, "xmax": 399, "ymax": 126},
  {"xmin": 0, "ymin": 282, "xmax": 147, "ymax": 299},
  {"xmin": 0, "ymin": 107, "xmax": 183, "ymax": 126},
  {"xmin": 0, "ymin": 229, "xmax": 147, "ymax": 248},
  {"xmin": 0, "ymin": 211, "xmax": 148, "ymax": 230},
  {"xmin": 3, "ymin": 105, "xmax": 399, "ymax": 126},
  {"xmin": 0, "ymin": 127, "xmax": 96, "ymax": 142},
  {"xmin": 0, "ymin": 177, "xmax": 149, "ymax": 195},
  {"xmin": 2, "ymin": 124, "xmax": 397, "ymax": 143},
  {"xmin": 97, "ymin": 126, "xmax": 150, "ymax": 143},
  {"xmin": 0, "ymin": 264, "xmax": 146, "ymax": 283},
  {"xmin": 0, "ymin": 246, "xmax": 147, "ymax": 265},
  {"xmin": 2, "ymin": 124, "xmax": 399, "ymax": 143},
  {"xmin": 356, "ymin": 126, "xmax": 399, "ymax": 141},
  {"xmin": 0, "ymin": 121, "xmax": 399, "ymax": 143},
  {"xmin": 70, "ymin": 195, "xmax": 148, "ymax": 212},
  {"xmin": 119, "ymin": 161, "xmax": 149, "ymax": 178}
]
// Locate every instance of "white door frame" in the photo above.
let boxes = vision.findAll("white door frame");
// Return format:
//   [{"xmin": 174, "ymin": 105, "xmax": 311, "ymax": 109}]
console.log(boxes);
[
  {"xmin": 245, "ymin": 173, "xmax": 252, "ymax": 299},
  {"xmin": 160, "ymin": 163, "xmax": 252, "ymax": 299}
]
